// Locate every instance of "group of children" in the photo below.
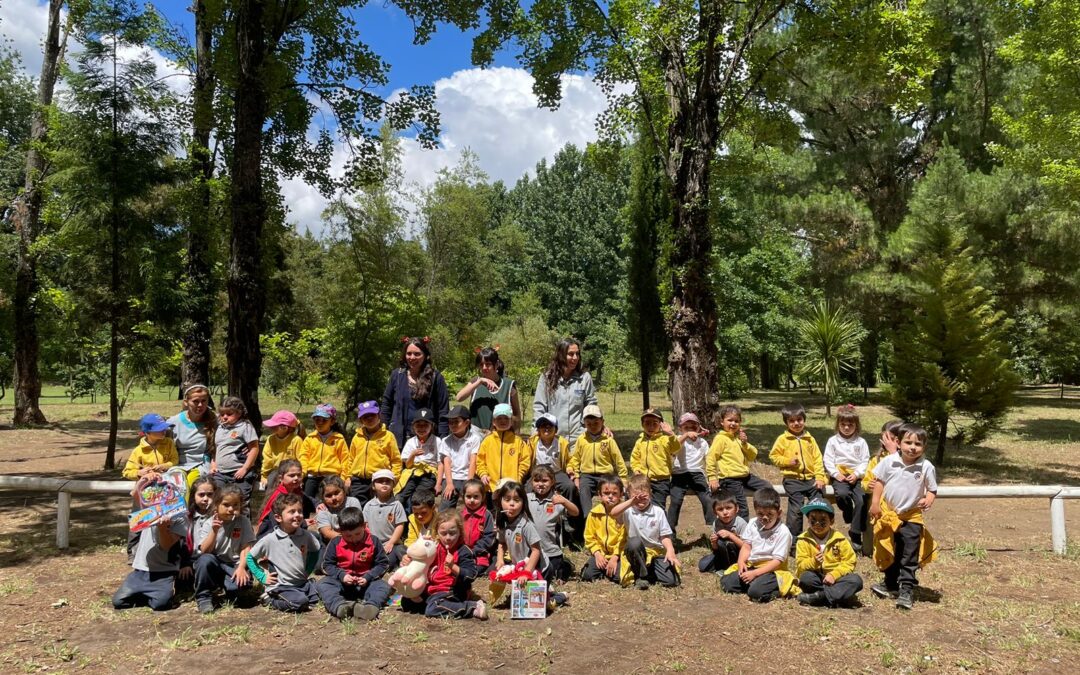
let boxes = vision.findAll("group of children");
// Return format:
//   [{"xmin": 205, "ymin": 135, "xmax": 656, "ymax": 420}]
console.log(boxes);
[{"xmin": 113, "ymin": 397, "xmax": 938, "ymax": 618}]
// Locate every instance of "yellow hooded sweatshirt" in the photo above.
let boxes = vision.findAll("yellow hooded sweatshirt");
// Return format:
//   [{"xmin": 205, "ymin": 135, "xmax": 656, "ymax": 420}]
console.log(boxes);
[
  {"xmin": 348, "ymin": 423, "xmax": 402, "ymax": 480},
  {"xmin": 298, "ymin": 431, "xmax": 349, "ymax": 478},
  {"xmin": 769, "ymin": 432, "xmax": 826, "ymax": 482},
  {"xmin": 477, "ymin": 430, "xmax": 533, "ymax": 484},
  {"xmin": 706, "ymin": 431, "xmax": 759, "ymax": 481},
  {"xmin": 630, "ymin": 432, "xmax": 680, "ymax": 480}
]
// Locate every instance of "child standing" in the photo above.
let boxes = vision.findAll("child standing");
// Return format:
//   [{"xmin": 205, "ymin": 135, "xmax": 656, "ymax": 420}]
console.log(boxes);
[
  {"xmin": 861, "ymin": 419, "xmax": 902, "ymax": 556},
  {"xmin": 123, "ymin": 413, "xmax": 178, "ymax": 480},
  {"xmin": 246, "ymin": 493, "xmax": 322, "ymax": 612},
  {"xmin": 529, "ymin": 413, "xmax": 583, "ymax": 546},
  {"xmin": 112, "ymin": 509, "xmax": 189, "ymax": 611},
  {"xmin": 314, "ymin": 476, "xmax": 362, "ymax": 543},
  {"xmin": 528, "ymin": 466, "xmax": 580, "ymax": 583},
  {"xmin": 317, "ymin": 507, "xmax": 393, "ymax": 621},
  {"xmin": 580, "ymin": 475, "xmax": 631, "ymax": 586},
  {"xmin": 401, "ymin": 511, "xmax": 487, "ymax": 620},
  {"xmin": 795, "ymin": 499, "xmax": 863, "ymax": 607},
  {"xmin": 667, "ymin": 412, "xmax": 713, "ymax": 538},
  {"xmin": 614, "ymin": 475, "xmax": 680, "ymax": 590},
  {"xmin": 477, "ymin": 403, "xmax": 533, "ymax": 489},
  {"xmin": 404, "ymin": 489, "xmax": 437, "ymax": 546},
  {"xmin": 299, "ymin": 403, "xmax": 349, "ymax": 503},
  {"xmin": 260, "ymin": 410, "xmax": 303, "ymax": 494},
  {"xmin": 438, "ymin": 405, "xmax": 484, "ymax": 509},
  {"xmin": 256, "ymin": 459, "xmax": 315, "ymax": 537},
  {"xmin": 210, "ymin": 397, "xmax": 261, "ymax": 507},
  {"xmin": 567, "ymin": 405, "xmax": 627, "ymax": 518},
  {"xmin": 823, "ymin": 404, "xmax": 870, "ymax": 547},
  {"xmin": 707, "ymin": 405, "xmax": 771, "ymax": 521},
  {"xmin": 698, "ymin": 491, "xmax": 748, "ymax": 573},
  {"xmin": 347, "ymin": 401, "xmax": 401, "ymax": 506},
  {"xmin": 362, "ymin": 469, "xmax": 409, "ymax": 569},
  {"xmin": 869, "ymin": 423, "xmax": 938, "ymax": 610},
  {"xmin": 192, "ymin": 485, "xmax": 255, "ymax": 613},
  {"xmin": 720, "ymin": 487, "xmax": 797, "ymax": 603},
  {"xmin": 397, "ymin": 408, "xmax": 444, "ymax": 510},
  {"xmin": 461, "ymin": 478, "xmax": 496, "ymax": 571},
  {"xmin": 768, "ymin": 403, "xmax": 825, "ymax": 540},
  {"xmin": 629, "ymin": 408, "xmax": 681, "ymax": 509}
]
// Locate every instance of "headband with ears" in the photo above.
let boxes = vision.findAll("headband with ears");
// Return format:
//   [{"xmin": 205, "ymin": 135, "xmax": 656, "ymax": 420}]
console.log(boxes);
[{"xmin": 402, "ymin": 336, "xmax": 431, "ymax": 344}]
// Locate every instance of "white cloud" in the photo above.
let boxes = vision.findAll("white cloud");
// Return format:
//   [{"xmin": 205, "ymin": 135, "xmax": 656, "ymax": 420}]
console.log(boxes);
[{"xmin": 0, "ymin": 0, "xmax": 53, "ymax": 76}]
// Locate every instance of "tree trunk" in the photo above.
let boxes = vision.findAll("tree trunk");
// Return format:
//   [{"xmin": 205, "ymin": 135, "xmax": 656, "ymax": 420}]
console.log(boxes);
[
  {"xmin": 228, "ymin": 0, "xmax": 267, "ymax": 432},
  {"xmin": 106, "ymin": 30, "xmax": 120, "ymax": 471},
  {"xmin": 935, "ymin": 412, "xmax": 948, "ymax": 467},
  {"xmin": 10, "ymin": 0, "xmax": 64, "ymax": 426},
  {"xmin": 181, "ymin": 0, "xmax": 218, "ymax": 393},
  {"xmin": 640, "ymin": 349, "xmax": 651, "ymax": 410}
]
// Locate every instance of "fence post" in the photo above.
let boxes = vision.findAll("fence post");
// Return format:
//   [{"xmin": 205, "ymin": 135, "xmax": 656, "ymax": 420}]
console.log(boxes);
[
  {"xmin": 57, "ymin": 490, "xmax": 71, "ymax": 549},
  {"xmin": 1051, "ymin": 492, "xmax": 1066, "ymax": 555}
]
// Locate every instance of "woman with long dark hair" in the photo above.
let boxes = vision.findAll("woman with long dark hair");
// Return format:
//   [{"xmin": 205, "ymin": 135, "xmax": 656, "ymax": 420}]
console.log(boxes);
[
  {"xmin": 532, "ymin": 338, "xmax": 598, "ymax": 445},
  {"xmin": 455, "ymin": 346, "xmax": 522, "ymax": 433},
  {"xmin": 381, "ymin": 336, "xmax": 450, "ymax": 448}
]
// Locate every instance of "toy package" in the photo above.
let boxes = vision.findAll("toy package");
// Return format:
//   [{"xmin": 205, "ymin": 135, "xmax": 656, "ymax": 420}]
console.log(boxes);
[
  {"xmin": 510, "ymin": 578, "xmax": 547, "ymax": 619},
  {"xmin": 129, "ymin": 469, "xmax": 187, "ymax": 532}
]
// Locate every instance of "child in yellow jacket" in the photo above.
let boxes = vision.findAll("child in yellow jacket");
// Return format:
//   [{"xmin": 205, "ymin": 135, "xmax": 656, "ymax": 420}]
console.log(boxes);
[
  {"xmin": 260, "ymin": 410, "xmax": 303, "ymax": 494},
  {"xmin": 629, "ymin": 408, "xmax": 681, "ymax": 509},
  {"xmin": 567, "ymin": 405, "xmax": 627, "ymax": 516},
  {"xmin": 580, "ymin": 475, "xmax": 632, "ymax": 586},
  {"xmin": 477, "ymin": 403, "xmax": 532, "ymax": 488},
  {"xmin": 706, "ymin": 405, "xmax": 771, "ymax": 520},
  {"xmin": 299, "ymin": 404, "xmax": 350, "ymax": 503},
  {"xmin": 769, "ymin": 403, "xmax": 825, "ymax": 540},
  {"xmin": 347, "ymin": 401, "xmax": 401, "ymax": 506},
  {"xmin": 794, "ymin": 499, "xmax": 863, "ymax": 607},
  {"xmin": 123, "ymin": 414, "xmax": 178, "ymax": 480}
]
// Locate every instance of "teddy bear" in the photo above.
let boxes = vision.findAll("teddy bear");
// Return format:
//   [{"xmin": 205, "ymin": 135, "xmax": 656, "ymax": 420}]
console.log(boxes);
[{"xmin": 388, "ymin": 536, "xmax": 437, "ymax": 599}]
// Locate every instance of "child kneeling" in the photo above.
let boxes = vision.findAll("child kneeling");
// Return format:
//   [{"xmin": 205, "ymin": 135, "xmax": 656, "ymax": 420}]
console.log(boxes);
[
  {"xmin": 795, "ymin": 499, "xmax": 863, "ymax": 607},
  {"xmin": 317, "ymin": 506, "xmax": 392, "ymax": 620},
  {"xmin": 246, "ymin": 493, "xmax": 322, "ymax": 612},
  {"xmin": 720, "ymin": 487, "xmax": 797, "ymax": 603}
]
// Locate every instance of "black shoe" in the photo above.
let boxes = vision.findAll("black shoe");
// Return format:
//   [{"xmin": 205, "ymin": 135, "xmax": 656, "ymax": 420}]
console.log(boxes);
[
  {"xmin": 334, "ymin": 601, "xmax": 355, "ymax": 620},
  {"xmin": 797, "ymin": 591, "xmax": 827, "ymax": 607},
  {"xmin": 896, "ymin": 587, "xmax": 914, "ymax": 610},
  {"xmin": 850, "ymin": 534, "xmax": 863, "ymax": 548},
  {"xmin": 196, "ymin": 598, "xmax": 214, "ymax": 614},
  {"xmin": 871, "ymin": 583, "xmax": 898, "ymax": 599},
  {"xmin": 635, "ymin": 579, "xmax": 650, "ymax": 591}
]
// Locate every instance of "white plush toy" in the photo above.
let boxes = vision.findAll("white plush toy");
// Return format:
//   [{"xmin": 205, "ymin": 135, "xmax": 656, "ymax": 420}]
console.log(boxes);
[{"xmin": 388, "ymin": 536, "xmax": 437, "ymax": 599}]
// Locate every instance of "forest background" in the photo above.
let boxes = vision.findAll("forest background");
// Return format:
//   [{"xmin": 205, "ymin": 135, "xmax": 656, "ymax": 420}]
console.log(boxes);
[{"xmin": 2, "ymin": 0, "xmax": 1079, "ymax": 470}]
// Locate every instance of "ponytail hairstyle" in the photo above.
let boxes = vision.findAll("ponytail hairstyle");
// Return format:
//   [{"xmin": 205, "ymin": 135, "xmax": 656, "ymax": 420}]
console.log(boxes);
[
  {"xmin": 543, "ymin": 338, "xmax": 583, "ymax": 396},
  {"xmin": 218, "ymin": 396, "xmax": 247, "ymax": 421},
  {"xmin": 400, "ymin": 337, "xmax": 436, "ymax": 401},
  {"xmin": 474, "ymin": 346, "xmax": 505, "ymax": 378},
  {"xmin": 182, "ymin": 384, "xmax": 218, "ymax": 460}
]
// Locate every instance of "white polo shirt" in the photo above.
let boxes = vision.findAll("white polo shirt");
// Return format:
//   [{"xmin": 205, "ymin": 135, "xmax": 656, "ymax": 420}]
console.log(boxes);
[
  {"xmin": 673, "ymin": 437, "xmax": 709, "ymax": 474},
  {"xmin": 401, "ymin": 434, "xmax": 445, "ymax": 469},
  {"xmin": 824, "ymin": 434, "xmax": 871, "ymax": 479},
  {"xmin": 872, "ymin": 454, "xmax": 938, "ymax": 513},
  {"xmin": 625, "ymin": 503, "xmax": 674, "ymax": 552},
  {"xmin": 440, "ymin": 426, "xmax": 484, "ymax": 480},
  {"xmin": 743, "ymin": 517, "xmax": 792, "ymax": 564}
]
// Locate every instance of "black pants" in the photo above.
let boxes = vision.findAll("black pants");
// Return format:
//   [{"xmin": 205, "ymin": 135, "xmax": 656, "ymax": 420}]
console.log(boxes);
[
  {"xmin": 782, "ymin": 478, "xmax": 822, "ymax": 540},
  {"xmin": 720, "ymin": 569, "xmax": 780, "ymax": 603},
  {"xmin": 315, "ymin": 576, "xmax": 392, "ymax": 616},
  {"xmin": 832, "ymin": 480, "xmax": 865, "ymax": 539},
  {"xmin": 438, "ymin": 479, "xmax": 467, "ymax": 510},
  {"xmin": 401, "ymin": 591, "xmax": 481, "ymax": 618},
  {"xmin": 648, "ymin": 478, "xmax": 671, "ymax": 510},
  {"xmin": 698, "ymin": 540, "xmax": 740, "ymax": 573},
  {"xmin": 884, "ymin": 521, "xmax": 923, "ymax": 590},
  {"xmin": 397, "ymin": 473, "xmax": 436, "ymax": 511},
  {"xmin": 799, "ymin": 570, "xmax": 863, "ymax": 605},
  {"xmin": 303, "ymin": 475, "xmax": 330, "ymax": 504},
  {"xmin": 348, "ymin": 477, "xmax": 373, "ymax": 507},
  {"xmin": 211, "ymin": 471, "xmax": 256, "ymax": 511},
  {"xmin": 625, "ymin": 537, "xmax": 679, "ymax": 587},
  {"xmin": 577, "ymin": 473, "xmax": 603, "ymax": 517},
  {"xmin": 543, "ymin": 554, "xmax": 573, "ymax": 583},
  {"xmin": 581, "ymin": 555, "xmax": 622, "ymax": 584},
  {"xmin": 721, "ymin": 474, "xmax": 773, "ymax": 521},
  {"xmin": 668, "ymin": 472, "xmax": 713, "ymax": 533}
]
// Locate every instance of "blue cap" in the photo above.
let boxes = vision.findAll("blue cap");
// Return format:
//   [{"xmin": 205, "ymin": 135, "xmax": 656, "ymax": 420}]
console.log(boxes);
[
  {"xmin": 801, "ymin": 498, "xmax": 834, "ymax": 516},
  {"xmin": 140, "ymin": 413, "xmax": 171, "ymax": 434},
  {"xmin": 312, "ymin": 403, "xmax": 338, "ymax": 419},
  {"xmin": 493, "ymin": 403, "xmax": 513, "ymax": 419}
]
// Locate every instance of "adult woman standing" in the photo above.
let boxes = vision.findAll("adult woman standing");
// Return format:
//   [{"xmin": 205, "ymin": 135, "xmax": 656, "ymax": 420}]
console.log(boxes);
[
  {"xmin": 381, "ymin": 337, "xmax": 450, "ymax": 448},
  {"xmin": 532, "ymin": 338, "xmax": 598, "ymax": 445},
  {"xmin": 167, "ymin": 384, "xmax": 217, "ymax": 488},
  {"xmin": 455, "ymin": 346, "xmax": 522, "ymax": 432}
]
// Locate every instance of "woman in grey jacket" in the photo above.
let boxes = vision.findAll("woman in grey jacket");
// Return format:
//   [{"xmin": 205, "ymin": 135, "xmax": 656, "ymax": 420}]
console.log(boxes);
[{"xmin": 532, "ymin": 338, "xmax": 598, "ymax": 445}]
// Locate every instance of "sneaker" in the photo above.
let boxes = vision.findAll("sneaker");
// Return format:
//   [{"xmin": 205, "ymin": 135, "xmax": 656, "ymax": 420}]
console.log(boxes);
[
  {"xmin": 896, "ymin": 587, "xmax": 914, "ymax": 610},
  {"xmin": 550, "ymin": 592, "xmax": 569, "ymax": 607},
  {"xmin": 473, "ymin": 599, "xmax": 488, "ymax": 621},
  {"xmin": 871, "ymin": 583, "xmax": 897, "ymax": 599},
  {"xmin": 333, "ymin": 601, "xmax": 355, "ymax": 620},
  {"xmin": 197, "ymin": 598, "xmax": 215, "ymax": 614},
  {"xmin": 354, "ymin": 603, "xmax": 380, "ymax": 621},
  {"xmin": 635, "ymin": 579, "xmax": 650, "ymax": 591},
  {"xmin": 850, "ymin": 534, "xmax": 863, "ymax": 548},
  {"xmin": 797, "ymin": 591, "xmax": 827, "ymax": 607}
]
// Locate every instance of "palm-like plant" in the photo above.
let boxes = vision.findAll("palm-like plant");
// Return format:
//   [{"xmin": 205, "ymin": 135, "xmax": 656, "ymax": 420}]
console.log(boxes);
[{"xmin": 795, "ymin": 301, "xmax": 865, "ymax": 416}]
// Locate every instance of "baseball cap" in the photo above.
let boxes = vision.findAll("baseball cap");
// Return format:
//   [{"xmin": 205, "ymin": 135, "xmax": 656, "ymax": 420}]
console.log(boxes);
[
  {"xmin": 534, "ymin": 413, "xmax": 558, "ymax": 429},
  {"xmin": 312, "ymin": 403, "xmax": 337, "ymax": 419},
  {"xmin": 583, "ymin": 404, "xmax": 604, "ymax": 419},
  {"xmin": 678, "ymin": 412, "xmax": 700, "ymax": 426},
  {"xmin": 372, "ymin": 469, "xmax": 395, "ymax": 482},
  {"xmin": 411, "ymin": 408, "xmax": 434, "ymax": 425},
  {"xmin": 263, "ymin": 410, "xmax": 299, "ymax": 428},
  {"xmin": 139, "ymin": 413, "xmax": 171, "ymax": 434},
  {"xmin": 800, "ymin": 498, "xmax": 835, "ymax": 516},
  {"xmin": 493, "ymin": 403, "xmax": 513, "ymax": 419},
  {"xmin": 356, "ymin": 400, "xmax": 379, "ymax": 418},
  {"xmin": 447, "ymin": 404, "xmax": 470, "ymax": 420},
  {"xmin": 641, "ymin": 408, "xmax": 664, "ymax": 422}
]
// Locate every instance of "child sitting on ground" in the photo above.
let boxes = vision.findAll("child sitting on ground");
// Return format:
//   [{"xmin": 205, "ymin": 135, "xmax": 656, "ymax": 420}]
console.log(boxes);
[
  {"xmin": 795, "ymin": 499, "xmax": 863, "ymax": 607},
  {"xmin": 314, "ymin": 475, "xmax": 362, "ymax": 543},
  {"xmin": 256, "ymin": 459, "xmax": 315, "ymax": 537},
  {"xmin": 528, "ymin": 466, "xmax": 579, "ymax": 585},
  {"xmin": 707, "ymin": 405, "xmax": 770, "ymax": 521},
  {"xmin": 192, "ymin": 485, "xmax": 255, "ymax": 613},
  {"xmin": 823, "ymin": 404, "xmax": 870, "ymax": 547},
  {"xmin": 769, "ymin": 403, "xmax": 825, "ymax": 540},
  {"xmin": 629, "ymin": 409, "xmax": 682, "ymax": 509},
  {"xmin": 363, "ymin": 469, "xmax": 408, "ymax": 569},
  {"xmin": 112, "ymin": 507, "xmax": 189, "ymax": 611},
  {"xmin": 461, "ymin": 478, "xmax": 496, "ymax": 571},
  {"xmin": 869, "ymin": 423, "xmax": 938, "ymax": 610},
  {"xmin": 316, "ymin": 507, "xmax": 392, "ymax": 621},
  {"xmin": 123, "ymin": 413, "xmax": 178, "ymax": 480},
  {"xmin": 612, "ymin": 474, "xmax": 681, "ymax": 590},
  {"xmin": 260, "ymin": 410, "xmax": 303, "ymax": 494},
  {"xmin": 246, "ymin": 493, "xmax": 322, "ymax": 612},
  {"xmin": 720, "ymin": 487, "xmax": 797, "ymax": 603},
  {"xmin": 698, "ymin": 490, "xmax": 748, "ymax": 574},
  {"xmin": 401, "ymin": 510, "xmax": 487, "ymax": 620},
  {"xmin": 580, "ymin": 475, "xmax": 631, "ymax": 586},
  {"xmin": 404, "ymin": 489, "xmax": 437, "ymax": 546}
]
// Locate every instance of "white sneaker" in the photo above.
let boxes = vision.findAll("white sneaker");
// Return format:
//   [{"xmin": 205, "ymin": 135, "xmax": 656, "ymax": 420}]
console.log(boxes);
[{"xmin": 473, "ymin": 599, "xmax": 488, "ymax": 621}]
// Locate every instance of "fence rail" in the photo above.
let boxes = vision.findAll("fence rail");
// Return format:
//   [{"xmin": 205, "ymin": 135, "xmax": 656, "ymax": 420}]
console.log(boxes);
[{"xmin": 0, "ymin": 475, "xmax": 1077, "ymax": 553}]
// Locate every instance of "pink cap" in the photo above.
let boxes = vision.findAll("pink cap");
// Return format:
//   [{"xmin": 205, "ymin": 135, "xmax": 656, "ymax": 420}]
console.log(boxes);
[
  {"xmin": 678, "ymin": 412, "xmax": 701, "ymax": 426},
  {"xmin": 263, "ymin": 410, "xmax": 299, "ymax": 428}
]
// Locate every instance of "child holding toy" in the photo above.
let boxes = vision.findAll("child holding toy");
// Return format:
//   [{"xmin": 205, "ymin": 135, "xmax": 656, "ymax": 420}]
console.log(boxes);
[
  {"xmin": 113, "ymin": 508, "xmax": 189, "ymax": 611},
  {"xmin": 401, "ymin": 510, "xmax": 487, "ymax": 620},
  {"xmin": 123, "ymin": 413, "xmax": 178, "ymax": 480}
]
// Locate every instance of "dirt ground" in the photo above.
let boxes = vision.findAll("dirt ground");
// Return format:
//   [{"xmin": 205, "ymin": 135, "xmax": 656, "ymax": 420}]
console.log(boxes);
[{"xmin": 1, "ymin": 391, "xmax": 1079, "ymax": 673}]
